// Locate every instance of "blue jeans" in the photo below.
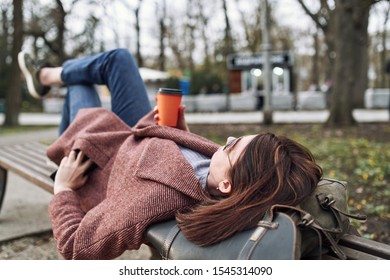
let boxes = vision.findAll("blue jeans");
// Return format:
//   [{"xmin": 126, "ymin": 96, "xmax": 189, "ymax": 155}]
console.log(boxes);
[{"xmin": 59, "ymin": 48, "xmax": 152, "ymax": 134}]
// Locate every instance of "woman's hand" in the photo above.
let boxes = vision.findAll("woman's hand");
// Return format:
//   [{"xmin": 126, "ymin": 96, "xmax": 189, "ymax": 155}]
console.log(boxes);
[
  {"xmin": 54, "ymin": 150, "xmax": 93, "ymax": 194},
  {"xmin": 153, "ymin": 105, "xmax": 190, "ymax": 132}
]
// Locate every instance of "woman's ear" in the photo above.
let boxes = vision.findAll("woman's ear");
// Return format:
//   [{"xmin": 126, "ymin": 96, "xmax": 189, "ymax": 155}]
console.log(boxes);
[{"xmin": 218, "ymin": 179, "xmax": 232, "ymax": 195}]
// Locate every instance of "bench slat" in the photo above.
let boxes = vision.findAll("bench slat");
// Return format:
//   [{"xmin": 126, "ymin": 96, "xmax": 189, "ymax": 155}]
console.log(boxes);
[
  {"xmin": 7, "ymin": 142, "xmax": 49, "ymax": 162},
  {"xmin": 338, "ymin": 245, "xmax": 384, "ymax": 260},
  {"xmin": 1, "ymin": 146, "xmax": 50, "ymax": 172},
  {"xmin": 339, "ymin": 234, "xmax": 390, "ymax": 259},
  {"xmin": 16, "ymin": 143, "xmax": 50, "ymax": 160},
  {"xmin": 24, "ymin": 142, "xmax": 48, "ymax": 152},
  {"xmin": 0, "ymin": 149, "xmax": 54, "ymax": 193},
  {"xmin": 0, "ymin": 149, "xmax": 54, "ymax": 178}
]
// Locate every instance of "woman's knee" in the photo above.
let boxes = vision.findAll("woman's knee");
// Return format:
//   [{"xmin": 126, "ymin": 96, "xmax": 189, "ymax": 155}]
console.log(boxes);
[{"xmin": 110, "ymin": 48, "xmax": 135, "ymax": 65}]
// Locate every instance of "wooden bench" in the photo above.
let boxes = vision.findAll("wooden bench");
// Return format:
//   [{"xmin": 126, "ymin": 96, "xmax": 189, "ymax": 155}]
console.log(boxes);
[
  {"xmin": 0, "ymin": 142, "xmax": 55, "ymax": 212},
  {"xmin": 1, "ymin": 142, "xmax": 389, "ymax": 260}
]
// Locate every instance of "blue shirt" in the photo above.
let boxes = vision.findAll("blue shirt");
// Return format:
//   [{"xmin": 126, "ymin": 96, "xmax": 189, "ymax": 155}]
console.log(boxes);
[{"xmin": 179, "ymin": 145, "xmax": 211, "ymax": 189}]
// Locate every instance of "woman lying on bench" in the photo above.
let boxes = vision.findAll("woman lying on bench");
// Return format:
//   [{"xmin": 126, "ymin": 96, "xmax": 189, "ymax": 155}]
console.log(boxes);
[{"xmin": 18, "ymin": 48, "xmax": 323, "ymax": 260}]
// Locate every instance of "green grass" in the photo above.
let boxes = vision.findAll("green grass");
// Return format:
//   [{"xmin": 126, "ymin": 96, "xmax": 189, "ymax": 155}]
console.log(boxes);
[
  {"xmin": 0, "ymin": 125, "xmax": 57, "ymax": 135},
  {"xmin": 286, "ymin": 128, "xmax": 388, "ymax": 218}
]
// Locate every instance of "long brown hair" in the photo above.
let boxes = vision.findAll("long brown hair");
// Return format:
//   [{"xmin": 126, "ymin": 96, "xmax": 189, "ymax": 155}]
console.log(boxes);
[{"xmin": 176, "ymin": 133, "xmax": 323, "ymax": 247}]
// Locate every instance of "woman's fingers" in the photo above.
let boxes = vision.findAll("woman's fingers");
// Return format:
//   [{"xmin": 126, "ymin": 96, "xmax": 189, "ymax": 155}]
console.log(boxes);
[
  {"xmin": 177, "ymin": 105, "xmax": 190, "ymax": 131},
  {"xmin": 68, "ymin": 150, "xmax": 77, "ymax": 160},
  {"xmin": 54, "ymin": 150, "xmax": 95, "ymax": 194},
  {"xmin": 74, "ymin": 150, "xmax": 94, "ymax": 173},
  {"xmin": 80, "ymin": 158, "xmax": 94, "ymax": 173},
  {"xmin": 153, "ymin": 105, "xmax": 159, "ymax": 124},
  {"xmin": 75, "ymin": 150, "xmax": 84, "ymax": 163}
]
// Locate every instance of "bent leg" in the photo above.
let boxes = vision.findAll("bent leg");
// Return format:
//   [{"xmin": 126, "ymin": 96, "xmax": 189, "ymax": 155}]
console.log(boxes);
[
  {"xmin": 60, "ymin": 49, "xmax": 151, "ymax": 127},
  {"xmin": 59, "ymin": 85, "xmax": 101, "ymax": 134}
]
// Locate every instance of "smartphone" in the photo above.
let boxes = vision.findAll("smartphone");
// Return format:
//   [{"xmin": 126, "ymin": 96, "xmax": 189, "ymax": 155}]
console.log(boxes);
[{"xmin": 49, "ymin": 149, "xmax": 97, "ymax": 181}]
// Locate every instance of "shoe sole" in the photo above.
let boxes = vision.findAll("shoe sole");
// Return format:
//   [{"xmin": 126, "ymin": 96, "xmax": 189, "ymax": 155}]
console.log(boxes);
[{"xmin": 18, "ymin": 51, "xmax": 41, "ymax": 99}]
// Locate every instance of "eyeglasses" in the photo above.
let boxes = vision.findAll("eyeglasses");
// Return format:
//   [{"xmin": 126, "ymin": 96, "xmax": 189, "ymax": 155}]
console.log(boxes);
[{"xmin": 223, "ymin": 137, "xmax": 242, "ymax": 168}]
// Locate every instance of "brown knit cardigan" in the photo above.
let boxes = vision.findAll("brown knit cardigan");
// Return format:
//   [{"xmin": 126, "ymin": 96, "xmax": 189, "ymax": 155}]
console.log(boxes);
[{"xmin": 47, "ymin": 108, "xmax": 219, "ymax": 260}]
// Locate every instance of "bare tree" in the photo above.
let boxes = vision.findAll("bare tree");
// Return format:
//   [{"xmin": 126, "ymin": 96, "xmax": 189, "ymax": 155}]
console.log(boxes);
[
  {"xmin": 101, "ymin": 0, "xmax": 121, "ymax": 48},
  {"xmin": 119, "ymin": 0, "xmax": 144, "ymax": 67},
  {"xmin": 165, "ymin": 8, "xmax": 188, "ymax": 70},
  {"xmin": 4, "ymin": 0, "xmax": 23, "ymax": 127},
  {"xmin": 0, "ymin": 2, "xmax": 12, "ymax": 103},
  {"xmin": 70, "ymin": 15, "xmax": 100, "ymax": 57},
  {"xmin": 297, "ymin": 0, "xmax": 335, "ymax": 84},
  {"xmin": 235, "ymin": 0, "xmax": 262, "ymax": 53},
  {"xmin": 135, "ymin": 0, "xmax": 143, "ymax": 67},
  {"xmin": 222, "ymin": 0, "xmax": 234, "ymax": 57},
  {"xmin": 298, "ymin": 0, "xmax": 378, "ymax": 126},
  {"xmin": 156, "ymin": 0, "xmax": 167, "ymax": 71},
  {"xmin": 25, "ymin": 0, "xmax": 70, "ymax": 63},
  {"xmin": 196, "ymin": 0, "xmax": 213, "ymax": 69},
  {"xmin": 185, "ymin": 0, "xmax": 196, "ymax": 73},
  {"xmin": 25, "ymin": 0, "xmax": 100, "ymax": 64},
  {"xmin": 164, "ymin": 0, "xmax": 198, "ymax": 73},
  {"xmin": 328, "ymin": 0, "xmax": 375, "ymax": 126},
  {"xmin": 311, "ymin": 31, "xmax": 320, "ymax": 89},
  {"xmin": 379, "ymin": 3, "xmax": 390, "ymax": 88}
]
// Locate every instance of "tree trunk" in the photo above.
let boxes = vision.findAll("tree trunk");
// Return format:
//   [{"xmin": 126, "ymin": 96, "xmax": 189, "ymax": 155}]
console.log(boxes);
[
  {"xmin": 54, "ymin": 0, "xmax": 66, "ymax": 63},
  {"xmin": 157, "ymin": 0, "xmax": 166, "ymax": 71},
  {"xmin": 186, "ymin": 0, "xmax": 195, "ymax": 74},
  {"xmin": 222, "ymin": 0, "xmax": 234, "ymax": 110},
  {"xmin": 222, "ymin": 0, "xmax": 234, "ymax": 57},
  {"xmin": 4, "ymin": 0, "xmax": 23, "ymax": 127},
  {"xmin": 351, "ymin": 4, "xmax": 369, "ymax": 108},
  {"xmin": 197, "ymin": 0, "xmax": 211, "ymax": 69},
  {"xmin": 321, "ymin": 6, "xmax": 337, "ymax": 81},
  {"xmin": 311, "ymin": 32, "xmax": 320, "ymax": 88},
  {"xmin": 297, "ymin": 0, "xmax": 336, "ymax": 81},
  {"xmin": 379, "ymin": 6, "xmax": 390, "ymax": 88},
  {"xmin": 135, "ymin": 0, "xmax": 143, "ymax": 67},
  {"xmin": 326, "ymin": 0, "xmax": 371, "ymax": 126},
  {"xmin": 0, "ymin": 7, "xmax": 11, "ymax": 100}
]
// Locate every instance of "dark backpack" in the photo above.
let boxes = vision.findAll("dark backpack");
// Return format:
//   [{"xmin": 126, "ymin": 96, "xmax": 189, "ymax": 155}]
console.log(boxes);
[
  {"xmin": 269, "ymin": 178, "xmax": 366, "ymax": 259},
  {"xmin": 146, "ymin": 178, "xmax": 366, "ymax": 259}
]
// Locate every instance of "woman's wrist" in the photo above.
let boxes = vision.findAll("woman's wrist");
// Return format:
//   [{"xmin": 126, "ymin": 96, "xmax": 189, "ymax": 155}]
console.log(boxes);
[{"xmin": 54, "ymin": 183, "xmax": 73, "ymax": 194}]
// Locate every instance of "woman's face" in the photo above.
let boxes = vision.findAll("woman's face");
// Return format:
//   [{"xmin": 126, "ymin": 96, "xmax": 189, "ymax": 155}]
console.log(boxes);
[{"xmin": 206, "ymin": 135, "xmax": 256, "ymax": 195}]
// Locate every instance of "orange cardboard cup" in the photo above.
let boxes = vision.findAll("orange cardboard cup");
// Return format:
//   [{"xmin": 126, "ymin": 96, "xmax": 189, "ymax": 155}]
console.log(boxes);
[{"xmin": 156, "ymin": 88, "xmax": 183, "ymax": 127}]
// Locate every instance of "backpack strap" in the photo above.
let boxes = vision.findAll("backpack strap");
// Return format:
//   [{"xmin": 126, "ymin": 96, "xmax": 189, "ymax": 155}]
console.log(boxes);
[
  {"xmin": 237, "ymin": 215, "xmax": 279, "ymax": 259},
  {"xmin": 316, "ymin": 193, "xmax": 367, "ymax": 221},
  {"xmin": 269, "ymin": 204, "xmax": 348, "ymax": 259}
]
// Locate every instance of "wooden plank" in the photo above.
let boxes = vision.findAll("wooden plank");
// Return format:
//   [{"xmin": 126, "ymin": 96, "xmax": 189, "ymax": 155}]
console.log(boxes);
[
  {"xmin": 338, "ymin": 245, "xmax": 384, "ymax": 260},
  {"xmin": 21, "ymin": 143, "xmax": 50, "ymax": 160},
  {"xmin": 15, "ymin": 143, "xmax": 48, "ymax": 158},
  {"xmin": 0, "ymin": 151, "xmax": 53, "ymax": 183},
  {"xmin": 1, "ymin": 146, "xmax": 49, "ymax": 172},
  {"xmin": 25, "ymin": 142, "xmax": 48, "ymax": 152},
  {"xmin": 0, "ymin": 150, "xmax": 54, "ymax": 194},
  {"xmin": 339, "ymin": 235, "xmax": 390, "ymax": 259}
]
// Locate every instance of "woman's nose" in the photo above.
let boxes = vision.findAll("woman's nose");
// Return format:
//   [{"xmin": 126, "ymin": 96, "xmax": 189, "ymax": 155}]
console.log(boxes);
[{"xmin": 226, "ymin": 136, "xmax": 236, "ymax": 145}]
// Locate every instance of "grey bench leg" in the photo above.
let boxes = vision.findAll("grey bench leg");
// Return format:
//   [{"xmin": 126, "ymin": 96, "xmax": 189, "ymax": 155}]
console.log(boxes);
[{"xmin": 0, "ymin": 168, "xmax": 7, "ymax": 213}]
